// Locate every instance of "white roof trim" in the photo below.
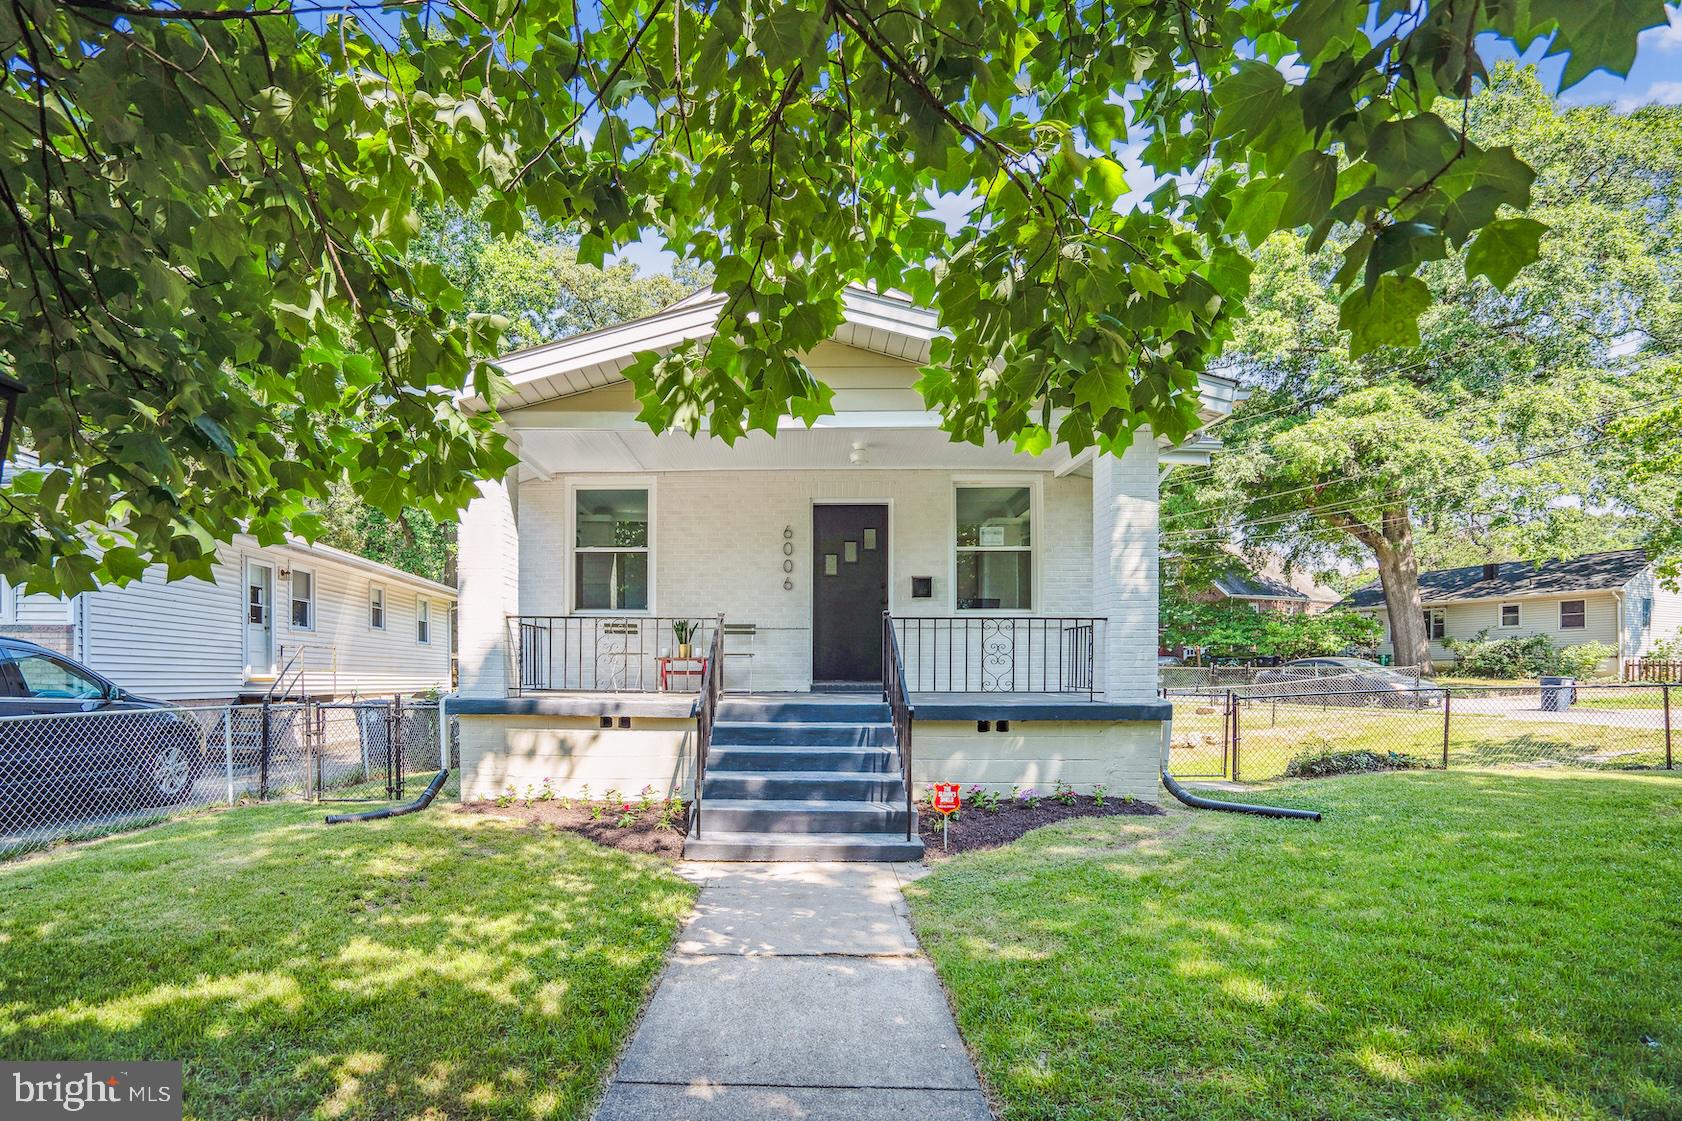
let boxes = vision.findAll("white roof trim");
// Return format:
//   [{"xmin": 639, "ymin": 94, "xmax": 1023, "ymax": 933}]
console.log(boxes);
[
  {"xmin": 464, "ymin": 284, "xmax": 1242, "ymax": 426},
  {"xmin": 273, "ymin": 535, "xmax": 457, "ymax": 597}
]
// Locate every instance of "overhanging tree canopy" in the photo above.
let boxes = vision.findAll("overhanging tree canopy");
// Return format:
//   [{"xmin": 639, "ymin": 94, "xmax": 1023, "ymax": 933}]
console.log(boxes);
[{"xmin": 0, "ymin": 0, "xmax": 1667, "ymax": 591}]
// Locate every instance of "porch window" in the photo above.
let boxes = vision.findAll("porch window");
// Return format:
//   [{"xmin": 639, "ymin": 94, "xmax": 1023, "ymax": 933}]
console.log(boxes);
[
  {"xmin": 956, "ymin": 486, "xmax": 1032, "ymax": 610},
  {"xmin": 575, "ymin": 488, "xmax": 649, "ymax": 611},
  {"xmin": 1560, "ymin": 599, "xmax": 1586, "ymax": 629}
]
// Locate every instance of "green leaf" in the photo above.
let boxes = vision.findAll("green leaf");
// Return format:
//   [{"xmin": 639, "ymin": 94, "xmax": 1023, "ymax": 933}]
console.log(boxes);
[
  {"xmin": 1277, "ymin": 151, "xmax": 1338, "ymax": 230},
  {"xmin": 1088, "ymin": 157, "xmax": 1128, "ymax": 203},
  {"xmin": 1365, "ymin": 113, "xmax": 1461, "ymax": 185},
  {"xmin": 1213, "ymin": 61, "xmax": 1289, "ymax": 141},
  {"xmin": 1366, "ymin": 221, "xmax": 1447, "ymax": 287},
  {"xmin": 1539, "ymin": 0, "xmax": 1668, "ymax": 89},
  {"xmin": 1338, "ymin": 274, "xmax": 1432, "ymax": 357},
  {"xmin": 1464, "ymin": 218, "xmax": 1548, "ymax": 290}
]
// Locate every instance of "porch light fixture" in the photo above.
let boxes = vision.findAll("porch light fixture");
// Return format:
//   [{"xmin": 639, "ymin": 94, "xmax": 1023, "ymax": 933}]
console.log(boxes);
[
  {"xmin": 849, "ymin": 441, "xmax": 869, "ymax": 464},
  {"xmin": 0, "ymin": 372, "xmax": 23, "ymax": 482}
]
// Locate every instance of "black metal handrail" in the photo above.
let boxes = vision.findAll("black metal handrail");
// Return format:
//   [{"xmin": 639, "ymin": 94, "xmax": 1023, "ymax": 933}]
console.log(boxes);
[
  {"xmin": 889, "ymin": 615, "xmax": 1103, "ymax": 699},
  {"xmin": 883, "ymin": 612, "xmax": 915, "ymax": 843},
  {"xmin": 690, "ymin": 615, "xmax": 725, "ymax": 839}
]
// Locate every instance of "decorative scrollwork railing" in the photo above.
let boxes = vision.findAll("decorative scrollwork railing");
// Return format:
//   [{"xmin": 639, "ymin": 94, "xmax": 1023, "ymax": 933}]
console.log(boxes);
[{"xmin": 889, "ymin": 616, "xmax": 1103, "ymax": 699}]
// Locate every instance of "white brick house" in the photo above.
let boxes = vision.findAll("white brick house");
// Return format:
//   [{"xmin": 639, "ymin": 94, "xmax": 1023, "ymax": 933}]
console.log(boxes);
[{"xmin": 451, "ymin": 288, "xmax": 1240, "ymax": 856}]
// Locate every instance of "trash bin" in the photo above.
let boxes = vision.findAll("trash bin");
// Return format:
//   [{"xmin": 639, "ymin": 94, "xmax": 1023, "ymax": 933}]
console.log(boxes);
[
  {"xmin": 1540, "ymin": 676, "xmax": 1576, "ymax": 711},
  {"xmin": 1376, "ymin": 653, "xmax": 1393, "ymax": 666}
]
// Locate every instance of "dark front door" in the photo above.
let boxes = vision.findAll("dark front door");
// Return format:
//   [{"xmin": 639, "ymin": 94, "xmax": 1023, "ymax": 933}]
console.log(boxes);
[{"xmin": 812, "ymin": 504, "xmax": 888, "ymax": 685}]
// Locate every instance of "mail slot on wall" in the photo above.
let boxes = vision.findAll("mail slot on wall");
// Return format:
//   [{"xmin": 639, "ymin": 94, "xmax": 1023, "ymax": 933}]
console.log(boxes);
[{"xmin": 911, "ymin": 576, "xmax": 933, "ymax": 598}]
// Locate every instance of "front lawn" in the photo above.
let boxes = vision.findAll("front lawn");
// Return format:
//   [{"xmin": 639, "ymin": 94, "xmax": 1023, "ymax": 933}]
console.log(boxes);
[
  {"xmin": 905, "ymin": 770, "xmax": 1682, "ymax": 1121},
  {"xmin": 1170, "ymin": 698, "xmax": 1673, "ymax": 780},
  {"xmin": 0, "ymin": 803, "xmax": 696, "ymax": 1120}
]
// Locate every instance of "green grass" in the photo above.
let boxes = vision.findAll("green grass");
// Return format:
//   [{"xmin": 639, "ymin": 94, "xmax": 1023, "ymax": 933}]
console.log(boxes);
[
  {"xmin": 905, "ymin": 770, "xmax": 1682, "ymax": 1121},
  {"xmin": 1170, "ymin": 699, "xmax": 1674, "ymax": 780},
  {"xmin": 0, "ymin": 803, "xmax": 696, "ymax": 1121}
]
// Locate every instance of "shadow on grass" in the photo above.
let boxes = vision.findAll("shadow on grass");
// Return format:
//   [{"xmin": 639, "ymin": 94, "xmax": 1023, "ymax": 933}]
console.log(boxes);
[
  {"xmin": 905, "ymin": 770, "xmax": 1682, "ymax": 1121},
  {"xmin": 0, "ymin": 804, "xmax": 695, "ymax": 1121}
]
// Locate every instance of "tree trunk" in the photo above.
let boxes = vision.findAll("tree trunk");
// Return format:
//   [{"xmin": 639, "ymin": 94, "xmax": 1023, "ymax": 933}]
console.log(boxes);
[
  {"xmin": 1373, "ymin": 522, "xmax": 1433, "ymax": 674},
  {"xmin": 1322, "ymin": 501, "xmax": 1433, "ymax": 675}
]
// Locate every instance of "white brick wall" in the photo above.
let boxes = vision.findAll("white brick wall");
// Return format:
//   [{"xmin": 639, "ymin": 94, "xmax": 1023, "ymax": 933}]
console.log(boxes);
[
  {"xmin": 1092, "ymin": 436, "xmax": 1160, "ymax": 703},
  {"xmin": 513, "ymin": 468, "xmax": 1113, "ymax": 691},
  {"xmin": 458, "ymin": 473, "xmax": 521, "ymax": 699}
]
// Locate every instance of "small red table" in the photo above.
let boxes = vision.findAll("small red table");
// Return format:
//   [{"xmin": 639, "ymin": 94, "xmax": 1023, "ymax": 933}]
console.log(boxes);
[{"xmin": 657, "ymin": 655, "xmax": 709, "ymax": 692}]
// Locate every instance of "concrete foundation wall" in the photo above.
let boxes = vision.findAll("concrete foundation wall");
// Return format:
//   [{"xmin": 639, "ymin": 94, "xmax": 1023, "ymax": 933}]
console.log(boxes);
[
  {"xmin": 459, "ymin": 714, "xmax": 695, "ymax": 802},
  {"xmin": 460, "ymin": 713, "xmax": 1165, "ymax": 805},
  {"xmin": 909, "ymin": 720, "xmax": 1165, "ymax": 804}
]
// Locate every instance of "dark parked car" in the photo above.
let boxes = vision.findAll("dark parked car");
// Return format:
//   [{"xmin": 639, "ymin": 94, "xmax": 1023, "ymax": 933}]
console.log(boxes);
[{"xmin": 0, "ymin": 637, "xmax": 204, "ymax": 819}]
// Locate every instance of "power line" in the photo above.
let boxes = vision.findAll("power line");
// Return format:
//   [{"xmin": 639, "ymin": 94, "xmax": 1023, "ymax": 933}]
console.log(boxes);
[
  {"xmin": 1161, "ymin": 355, "xmax": 1680, "ymax": 532},
  {"xmin": 1158, "ymin": 388, "xmax": 1682, "ymax": 545}
]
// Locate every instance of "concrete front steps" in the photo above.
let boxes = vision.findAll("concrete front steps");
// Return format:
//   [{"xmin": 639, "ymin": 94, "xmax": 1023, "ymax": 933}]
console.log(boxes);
[{"xmin": 683, "ymin": 699, "xmax": 924, "ymax": 862}]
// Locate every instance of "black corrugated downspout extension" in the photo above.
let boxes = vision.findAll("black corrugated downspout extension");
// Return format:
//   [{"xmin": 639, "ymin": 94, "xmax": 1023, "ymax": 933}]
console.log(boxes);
[
  {"xmin": 326, "ymin": 769, "xmax": 450, "ymax": 824},
  {"xmin": 1161, "ymin": 769, "xmax": 1322, "ymax": 822}
]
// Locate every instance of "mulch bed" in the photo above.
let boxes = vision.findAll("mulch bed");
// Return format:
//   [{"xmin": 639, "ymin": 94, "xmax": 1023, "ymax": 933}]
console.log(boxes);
[
  {"xmin": 456, "ymin": 794, "xmax": 1162, "ymax": 860},
  {"xmin": 918, "ymin": 795, "xmax": 1162, "ymax": 856},
  {"xmin": 454, "ymin": 800, "xmax": 691, "ymax": 857}
]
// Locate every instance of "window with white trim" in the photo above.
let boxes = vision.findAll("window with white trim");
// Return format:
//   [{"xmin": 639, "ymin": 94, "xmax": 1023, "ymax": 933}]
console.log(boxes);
[
  {"xmin": 0, "ymin": 576, "xmax": 12, "ymax": 623},
  {"xmin": 290, "ymin": 570, "xmax": 314, "ymax": 630},
  {"xmin": 575, "ymin": 488, "xmax": 649, "ymax": 611},
  {"xmin": 956, "ymin": 486, "xmax": 1032, "ymax": 610},
  {"xmin": 1499, "ymin": 603, "xmax": 1520, "ymax": 628},
  {"xmin": 1423, "ymin": 609, "xmax": 1445, "ymax": 640},
  {"xmin": 417, "ymin": 599, "xmax": 431, "ymax": 644},
  {"xmin": 369, "ymin": 585, "xmax": 386, "ymax": 630},
  {"xmin": 1560, "ymin": 599, "xmax": 1586, "ymax": 629}
]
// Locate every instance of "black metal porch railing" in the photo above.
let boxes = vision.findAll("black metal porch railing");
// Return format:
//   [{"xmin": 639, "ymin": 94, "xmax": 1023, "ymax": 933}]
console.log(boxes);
[
  {"xmin": 509, "ymin": 615, "xmax": 719, "ymax": 694},
  {"xmin": 690, "ymin": 618, "xmax": 725, "ymax": 839},
  {"xmin": 890, "ymin": 616, "xmax": 1104, "ymax": 699},
  {"xmin": 882, "ymin": 613, "xmax": 915, "ymax": 842}
]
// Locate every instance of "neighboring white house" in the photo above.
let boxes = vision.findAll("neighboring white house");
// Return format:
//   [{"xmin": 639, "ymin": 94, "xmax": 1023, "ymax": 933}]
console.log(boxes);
[
  {"xmin": 450, "ymin": 285, "xmax": 1242, "ymax": 855},
  {"xmin": 0, "ymin": 534, "xmax": 455, "ymax": 703},
  {"xmin": 1342, "ymin": 549, "xmax": 1681, "ymax": 676}
]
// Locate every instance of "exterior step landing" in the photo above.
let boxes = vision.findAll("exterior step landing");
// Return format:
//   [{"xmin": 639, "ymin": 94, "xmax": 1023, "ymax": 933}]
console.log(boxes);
[{"xmin": 684, "ymin": 698, "xmax": 923, "ymax": 862}]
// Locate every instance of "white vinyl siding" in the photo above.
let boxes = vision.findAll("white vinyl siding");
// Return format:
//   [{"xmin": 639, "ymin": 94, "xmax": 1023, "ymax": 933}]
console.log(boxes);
[
  {"xmin": 1372, "ymin": 592, "xmax": 1622, "ymax": 668},
  {"xmin": 67, "ymin": 539, "xmax": 452, "ymax": 700}
]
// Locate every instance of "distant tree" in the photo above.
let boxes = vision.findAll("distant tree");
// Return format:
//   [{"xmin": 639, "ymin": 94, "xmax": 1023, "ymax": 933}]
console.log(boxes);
[
  {"xmin": 1166, "ymin": 70, "xmax": 1682, "ymax": 670},
  {"xmin": 411, "ymin": 204, "xmax": 701, "ymax": 350},
  {"xmin": 1160, "ymin": 593, "xmax": 1383, "ymax": 662},
  {"xmin": 313, "ymin": 482, "xmax": 454, "ymax": 586}
]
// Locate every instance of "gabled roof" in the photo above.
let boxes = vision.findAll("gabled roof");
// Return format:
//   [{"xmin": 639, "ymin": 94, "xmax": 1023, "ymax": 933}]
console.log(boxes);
[
  {"xmin": 1213, "ymin": 568, "xmax": 1310, "ymax": 602},
  {"xmin": 461, "ymin": 283, "xmax": 1245, "ymax": 422},
  {"xmin": 1341, "ymin": 549, "xmax": 1651, "ymax": 608}
]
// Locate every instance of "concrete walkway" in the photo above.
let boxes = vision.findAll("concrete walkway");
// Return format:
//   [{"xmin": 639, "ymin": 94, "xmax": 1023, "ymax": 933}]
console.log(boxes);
[{"xmin": 593, "ymin": 862, "xmax": 993, "ymax": 1121}]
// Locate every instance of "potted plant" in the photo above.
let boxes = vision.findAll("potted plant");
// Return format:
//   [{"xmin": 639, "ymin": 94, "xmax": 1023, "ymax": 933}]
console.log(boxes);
[{"xmin": 672, "ymin": 619, "xmax": 699, "ymax": 659}]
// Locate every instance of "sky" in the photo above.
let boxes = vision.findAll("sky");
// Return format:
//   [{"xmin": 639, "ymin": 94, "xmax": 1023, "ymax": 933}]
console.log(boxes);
[{"xmin": 610, "ymin": 6, "xmax": 1682, "ymax": 277}]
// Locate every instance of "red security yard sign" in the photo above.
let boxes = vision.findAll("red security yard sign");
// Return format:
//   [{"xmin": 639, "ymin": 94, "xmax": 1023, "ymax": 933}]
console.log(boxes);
[{"xmin": 931, "ymin": 783, "xmax": 961, "ymax": 850}]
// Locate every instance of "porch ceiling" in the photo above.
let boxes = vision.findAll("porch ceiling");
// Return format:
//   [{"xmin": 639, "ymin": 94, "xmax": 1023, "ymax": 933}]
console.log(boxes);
[{"xmin": 510, "ymin": 424, "xmax": 1059, "ymax": 477}]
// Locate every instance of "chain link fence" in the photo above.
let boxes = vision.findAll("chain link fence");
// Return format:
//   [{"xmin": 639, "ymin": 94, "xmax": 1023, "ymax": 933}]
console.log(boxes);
[
  {"xmin": 1166, "ymin": 682, "xmax": 1678, "ymax": 782},
  {"xmin": 0, "ymin": 696, "xmax": 449, "ymax": 859}
]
